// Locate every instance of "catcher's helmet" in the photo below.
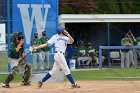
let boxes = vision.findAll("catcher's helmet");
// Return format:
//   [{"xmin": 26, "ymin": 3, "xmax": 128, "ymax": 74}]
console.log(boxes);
[
  {"xmin": 14, "ymin": 32, "xmax": 22, "ymax": 37},
  {"xmin": 12, "ymin": 32, "xmax": 23, "ymax": 42}
]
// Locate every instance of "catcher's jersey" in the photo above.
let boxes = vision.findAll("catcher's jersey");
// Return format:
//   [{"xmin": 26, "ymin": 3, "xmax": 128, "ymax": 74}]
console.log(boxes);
[{"xmin": 47, "ymin": 34, "xmax": 71, "ymax": 53}]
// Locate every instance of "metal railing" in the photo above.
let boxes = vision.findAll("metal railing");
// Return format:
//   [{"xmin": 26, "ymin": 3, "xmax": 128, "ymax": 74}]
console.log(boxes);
[{"xmin": 99, "ymin": 46, "xmax": 140, "ymax": 69}]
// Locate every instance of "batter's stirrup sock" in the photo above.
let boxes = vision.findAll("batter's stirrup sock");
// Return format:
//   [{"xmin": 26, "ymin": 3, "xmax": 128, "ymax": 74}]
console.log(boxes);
[
  {"xmin": 66, "ymin": 74, "xmax": 75, "ymax": 85},
  {"xmin": 42, "ymin": 73, "xmax": 51, "ymax": 82}
]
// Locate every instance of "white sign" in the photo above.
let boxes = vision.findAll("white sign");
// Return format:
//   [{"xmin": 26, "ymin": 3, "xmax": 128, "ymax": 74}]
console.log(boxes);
[{"xmin": 0, "ymin": 24, "xmax": 6, "ymax": 51}]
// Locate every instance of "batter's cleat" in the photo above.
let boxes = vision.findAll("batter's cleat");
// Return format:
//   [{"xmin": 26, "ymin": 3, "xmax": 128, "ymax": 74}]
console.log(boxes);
[
  {"xmin": 37, "ymin": 81, "xmax": 43, "ymax": 88},
  {"xmin": 71, "ymin": 84, "xmax": 80, "ymax": 89},
  {"xmin": 2, "ymin": 83, "xmax": 10, "ymax": 88}
]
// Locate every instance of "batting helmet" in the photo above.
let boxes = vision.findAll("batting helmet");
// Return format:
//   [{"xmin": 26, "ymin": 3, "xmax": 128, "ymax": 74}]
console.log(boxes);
[{"xmin": 57, "ymin": 27, "xmax": 65, "ymax": 33}]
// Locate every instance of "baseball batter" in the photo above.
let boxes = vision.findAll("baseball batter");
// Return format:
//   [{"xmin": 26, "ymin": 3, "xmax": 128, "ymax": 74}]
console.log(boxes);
[{"xmin": 32, "ymin": 27, "xmax": 80, "ymax": 88}]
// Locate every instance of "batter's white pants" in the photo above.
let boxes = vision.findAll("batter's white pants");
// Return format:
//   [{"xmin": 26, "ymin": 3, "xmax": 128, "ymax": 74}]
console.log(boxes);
[
  {"xmin": 42, "ymin": 51, "xmax": 50, "ymax": 69},
  {"xmin": 32, "ymin": 52, "xmax": 44, "ymax": 70},
  {"xmin": 49, "ymin": 52, "xmax": 70, "ymax": 75}
]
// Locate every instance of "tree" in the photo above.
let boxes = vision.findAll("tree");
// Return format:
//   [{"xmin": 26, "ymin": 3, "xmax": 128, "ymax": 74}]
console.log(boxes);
[
  {"xmin": 59, "ymin": 0, "xmax": 98, "ymax": 14},
  {"xmin": 59, "ymin": 0, "xmax": 140, "ymax": 14}
]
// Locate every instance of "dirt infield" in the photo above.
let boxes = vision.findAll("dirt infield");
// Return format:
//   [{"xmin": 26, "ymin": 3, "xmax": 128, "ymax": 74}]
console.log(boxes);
[{"xmin": 1, "ymin": 81, "xmax": 140, "ymax": 93}]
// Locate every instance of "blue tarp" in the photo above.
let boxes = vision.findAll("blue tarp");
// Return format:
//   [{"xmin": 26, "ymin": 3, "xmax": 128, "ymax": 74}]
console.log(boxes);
[{"xmin": 10, "ymin": 0, "xmax": 58, "ymax": 63}]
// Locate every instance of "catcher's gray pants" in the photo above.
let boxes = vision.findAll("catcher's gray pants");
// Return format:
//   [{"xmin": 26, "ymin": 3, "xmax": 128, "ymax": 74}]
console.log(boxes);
[
  {"xmin": 9, "ymin": 58, "xmax": 19, "ymax": 69},
  {"xmin": 8, "ymin": 58, "xmax": 26, "ymax": 76},
  {"xmin": 42, "ymin": 51, "xmax": 50, "ymax": 69},
  {"xmin": 32, "ymin": 52, "xmax": 44, "ymax": 70},
  {"xmin": 129, "ymin": 50, "xmax": 135, "ymax": 67},
  {"xmin": 7, "ymin": 58, "xmax": 31, "ymax": 85},
  {"xmin": 77, "ymin": 57, "xmax": 92, "ymax": 66},
  {"xmin": 121, "ymin": 51, "xmax": 130, "ymax": 68},
  {"xmin": 133, "ymin": 49, "xmax": 140, "ymax": 67}
]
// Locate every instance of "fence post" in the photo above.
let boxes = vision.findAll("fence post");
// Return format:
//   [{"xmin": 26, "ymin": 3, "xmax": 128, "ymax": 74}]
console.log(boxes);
[
  {"xmin": 99, "ymin": 46, "xmax": 102, "ymax": 69},
  {"xmin": 7, "ymin": 0, "xmax": 11, "ymax": 72}
]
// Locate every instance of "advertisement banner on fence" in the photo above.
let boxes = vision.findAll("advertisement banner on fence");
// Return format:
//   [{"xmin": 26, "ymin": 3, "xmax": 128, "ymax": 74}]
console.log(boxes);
[
  {"xmin": 0, "ymin": 24, "xmax": 6, "ymax": 51},
  {"xmin": 12, "ymin": 0, "xmax": 58, "ymax": 62}
]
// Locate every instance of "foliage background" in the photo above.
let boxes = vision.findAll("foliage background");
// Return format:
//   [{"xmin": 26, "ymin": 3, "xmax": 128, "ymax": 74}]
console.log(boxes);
[{"xmin": 59, "ymin": 0, "xmax": 140, "ymax": 14}]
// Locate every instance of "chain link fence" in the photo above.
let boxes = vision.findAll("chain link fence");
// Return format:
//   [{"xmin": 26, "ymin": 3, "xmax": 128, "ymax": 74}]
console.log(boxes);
[{"xmin": 0, "ymin": 0, "xmax": 11, "ymax": 73}]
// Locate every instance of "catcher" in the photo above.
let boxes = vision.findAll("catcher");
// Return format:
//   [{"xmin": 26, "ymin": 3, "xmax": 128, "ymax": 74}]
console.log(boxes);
[{"xmin": 2, "ymin": 32, "xmax": 31, "ymax": 88}]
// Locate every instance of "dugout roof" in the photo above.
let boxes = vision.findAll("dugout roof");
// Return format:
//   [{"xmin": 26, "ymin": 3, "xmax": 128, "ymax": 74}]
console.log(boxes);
[{"xmin": 59, "ymin": 14, "xmax": 140, "ymax": 23}]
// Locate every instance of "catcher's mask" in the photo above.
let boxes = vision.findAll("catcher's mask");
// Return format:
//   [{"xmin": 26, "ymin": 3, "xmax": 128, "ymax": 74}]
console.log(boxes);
[{"xmin": 13, "ymin": 32, "xmax": 24, "ymax": 42}]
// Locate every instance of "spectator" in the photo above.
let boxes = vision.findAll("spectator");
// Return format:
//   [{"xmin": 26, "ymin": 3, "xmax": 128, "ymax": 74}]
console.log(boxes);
[
  {"xmin": 86, "ymin": 42, "xmax": 105, "ymax": 67},
  {"xmin": 127, "ymin": 31, "xmax": 140, "ymax": 68},
  {"xmin": 125, "ymin": 33, "xmax": 136, "ymax": 68},
  {"xmin": 121, "ymin": 36, "xmax": 133, "ymax": 68},
  {"xmin": 40, "ymin": 31, "xmax": 50, "ymax": 70},
  {"xmin": 31, "ymin": 32, "xmax": 44, "ymax": 70},
  {"xmin": 134, "ymin": 36, "xmax": 140, "ymax": 67},
  {"xmin": 76, "ymin": 41, "xmax": 92, "ymax": 68}
]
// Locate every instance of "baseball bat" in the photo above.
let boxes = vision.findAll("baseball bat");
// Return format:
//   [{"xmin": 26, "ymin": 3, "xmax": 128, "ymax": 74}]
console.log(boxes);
[{"xmin": 18, "ymin": 52, "xmax": 31, "ymax": 64}]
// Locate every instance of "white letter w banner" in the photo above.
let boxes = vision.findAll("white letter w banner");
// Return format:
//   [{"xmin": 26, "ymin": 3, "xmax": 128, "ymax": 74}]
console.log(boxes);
[{"xmin": 11, "ymin": 0, "xmax": 58, "ymax": 63}]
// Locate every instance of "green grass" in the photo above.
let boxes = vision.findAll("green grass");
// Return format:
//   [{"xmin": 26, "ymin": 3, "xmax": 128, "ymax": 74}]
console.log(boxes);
[
  {"xmin": 1, "ymin": 69, "xmax": 140, "ymax": 83},
  {"xmin": 0, "ymin": 74, "xmax": 33, "ymax": 83},
  {"xmin": 0, "ymin": 74, "xmax": 24, "ymax": 83},
  {"xmin": 65, "ymin": 69, "xmax": 140, "ymax": 81},
  {"xmin": 1, "ymin": 67, "xmax": 140, "ymax": 82}
]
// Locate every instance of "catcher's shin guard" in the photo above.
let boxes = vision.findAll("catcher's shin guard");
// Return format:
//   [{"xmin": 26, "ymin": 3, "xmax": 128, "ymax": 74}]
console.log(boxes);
[
  {"xmin": 3, "ymin": 74, "xmax": 14, "ymax": 86},
  {"xmin": 3, "ymin": 66, "xmax": 19, "ymax": 86},
  {"xmin": 21, "ymin": 64, "xmax": 31, "ymax": 86}
]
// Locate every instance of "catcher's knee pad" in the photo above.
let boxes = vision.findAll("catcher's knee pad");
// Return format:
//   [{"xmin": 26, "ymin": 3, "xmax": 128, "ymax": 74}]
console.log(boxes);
[
  {"xmin": 22, "ymin": 64, "xmax": 31, "ymax": 85},
  {"xmin": 12, "ymin": 66, "xmax": 19, "ymax": 77}
]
